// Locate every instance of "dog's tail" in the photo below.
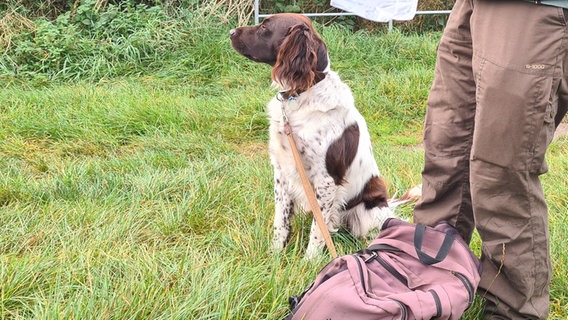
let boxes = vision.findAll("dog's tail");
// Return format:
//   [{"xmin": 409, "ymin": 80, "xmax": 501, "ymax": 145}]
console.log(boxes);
[{"xmin": 387, "ymin": 184, "xmax": 422, "ymax": 209}]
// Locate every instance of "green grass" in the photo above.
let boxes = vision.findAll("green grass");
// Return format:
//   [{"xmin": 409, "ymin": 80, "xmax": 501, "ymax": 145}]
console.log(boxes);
[{"xmin": 1, "ymin": 9, "xmax": 567, "ymax": 319}]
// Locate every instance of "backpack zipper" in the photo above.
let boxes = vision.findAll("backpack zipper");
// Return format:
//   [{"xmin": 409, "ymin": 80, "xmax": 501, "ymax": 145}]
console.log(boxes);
[
  {"xmin": 451, "ymin": 271, "xmax": 474, "ymax": 307},
  {"xmin": 428, "ymin": 289, "xmax": 442, "ymax": 318},
  {"xmin": 354, "ymin": 255, "xmax": 369, "ymax": 294},
  {"xmin": 370, "ymin": 252, "xmax": 409, "ymax": 287},
  {"xmin": 354, "ymin": 255, "xmax": 408, "ymax": 320}
]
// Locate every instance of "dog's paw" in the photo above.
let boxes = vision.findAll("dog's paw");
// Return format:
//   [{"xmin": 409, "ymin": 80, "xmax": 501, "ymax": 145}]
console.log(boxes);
[
  {"xmin": 303, "ymin": 250, "xmax": 320, "ymax": 260},
  {"xmin": 271, "ymin": 235, "xmax": 287, "ymax": 254},
  {"xmin": 305, "ymin": 237, "xmax": 325, "ymax": 260}
]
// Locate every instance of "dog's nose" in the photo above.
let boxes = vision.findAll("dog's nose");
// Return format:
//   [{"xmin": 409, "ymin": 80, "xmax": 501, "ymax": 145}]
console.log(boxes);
[{"xmin": 230, "ymin": 29, "xmax": 236, "ymax": 37}]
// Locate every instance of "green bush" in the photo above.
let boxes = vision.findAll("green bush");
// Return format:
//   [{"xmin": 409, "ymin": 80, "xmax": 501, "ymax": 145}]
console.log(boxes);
[
  {"xmin": 0, "ymin": 0, "xmax": 166, "ymax": 19},
  {"xmin": 0, "ymin": 0, "xmax": 448, "ymax": 84},
  {"xmin": 0, "ymin": 0, "xmax": 254, "ymax": 83},
  {"xmin": 1, "ymin": 1, "xmax": 185, "ymax": 82}
]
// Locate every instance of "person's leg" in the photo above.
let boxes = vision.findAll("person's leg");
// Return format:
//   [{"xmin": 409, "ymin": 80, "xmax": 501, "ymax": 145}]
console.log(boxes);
[
  {"xmin": 556, "ymin": 63, "xmax": 568, "ymax": 128},
  {"xmin": 469, "ymin": 1, "xmax": 566, "ymax": 318},
  {"xmin": 413, "ymin": 0, "xmax": 477, "ymax": 244},
  {"xmin": 556, "ymin": 8, "xmax": 568, "ymax": 128}
]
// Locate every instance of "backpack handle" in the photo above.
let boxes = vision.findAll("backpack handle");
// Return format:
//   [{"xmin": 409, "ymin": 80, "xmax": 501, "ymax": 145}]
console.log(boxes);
[{"xmin": 414, "ymin": 224, "xmax": 455, "ymax": 265}]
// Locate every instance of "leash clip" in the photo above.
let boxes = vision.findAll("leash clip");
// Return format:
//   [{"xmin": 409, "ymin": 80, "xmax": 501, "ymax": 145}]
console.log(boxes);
[
  {"xmin": 281, "ymin": 104, "xmax": 292, "ymax": 136},
  {"xmin": 281, "ymin": 104, "xmax": 289, "ymax": 123},
  {"xmin": 278, "ymin": 90, "xmax": 298, "ymax": 136}
]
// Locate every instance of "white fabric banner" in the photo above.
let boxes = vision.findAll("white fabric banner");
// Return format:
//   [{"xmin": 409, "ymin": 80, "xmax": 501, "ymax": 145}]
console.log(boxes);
[{"xmin": 330, "ymin": 0, "xmax": 418, "ymax": 22}]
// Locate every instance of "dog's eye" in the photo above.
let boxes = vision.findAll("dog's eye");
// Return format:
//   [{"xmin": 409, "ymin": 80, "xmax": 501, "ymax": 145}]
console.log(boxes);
[{"xmin": 257, "ymin": 24, "xmax": 269, "ymax": 36}]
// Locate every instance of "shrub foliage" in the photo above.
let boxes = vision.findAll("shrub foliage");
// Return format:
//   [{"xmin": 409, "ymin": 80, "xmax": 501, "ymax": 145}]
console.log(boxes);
[
  {"xmin": 0, "ymin": 0, "xmax": 450, "ymax": 83},
  {"xmin": 0, "ymin": 0, "xmax": 246, "ymax": 82}
]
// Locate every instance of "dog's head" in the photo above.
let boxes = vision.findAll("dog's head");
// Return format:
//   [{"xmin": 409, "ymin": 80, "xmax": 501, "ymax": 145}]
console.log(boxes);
[{"xmin": 230, "ymin": 13, "xmax": 329, "ymax": 95}]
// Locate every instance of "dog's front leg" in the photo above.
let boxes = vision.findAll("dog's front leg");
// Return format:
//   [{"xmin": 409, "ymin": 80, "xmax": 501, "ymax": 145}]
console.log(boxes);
[
  {"xmin": 305, "ymin": 219, "xmax": 325, "ymax": 259},
  {"xmin": 305, "ymin": 179, "xmax": 340, "ymax": 259},
  {"xmin": 272, "ymin": 174, "xmax": 294, "ymax": 252}
]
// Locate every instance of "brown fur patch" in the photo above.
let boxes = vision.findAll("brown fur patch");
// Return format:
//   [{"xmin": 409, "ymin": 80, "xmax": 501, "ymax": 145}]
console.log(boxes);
[
  {"xmin": 344, "ymin": 176, "xmax": 389, "ymax": 210},
  {"xmin": 325, "ymin": 124, "xmax": 360, "ymax": 185}
]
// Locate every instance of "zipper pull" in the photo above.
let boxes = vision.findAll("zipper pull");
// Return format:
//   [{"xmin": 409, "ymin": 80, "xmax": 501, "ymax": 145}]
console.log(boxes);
[{"xmin": 364, "ymin": 251, "xmax": 377, "ymax": 263}]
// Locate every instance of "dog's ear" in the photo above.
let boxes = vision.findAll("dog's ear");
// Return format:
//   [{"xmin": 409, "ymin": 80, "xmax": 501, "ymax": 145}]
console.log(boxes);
[
  {"xmin": 316, "ymin": 39, "xmax": 329, "ymax": 73},
  {"xmin": 272, "ymin": 23, "xmax": 326, "ymax": 95}
]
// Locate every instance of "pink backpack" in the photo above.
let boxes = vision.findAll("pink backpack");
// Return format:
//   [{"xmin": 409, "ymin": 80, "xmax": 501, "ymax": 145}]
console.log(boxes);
[{"xmin": 286, "ymin": 218, "xmax": 482, "ymax": 320}]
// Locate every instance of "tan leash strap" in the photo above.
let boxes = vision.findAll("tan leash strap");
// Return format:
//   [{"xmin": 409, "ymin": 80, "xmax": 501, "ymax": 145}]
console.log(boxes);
[{"xmin": 284, "ymin": 121, "xmax": 338, "ymax": 259}]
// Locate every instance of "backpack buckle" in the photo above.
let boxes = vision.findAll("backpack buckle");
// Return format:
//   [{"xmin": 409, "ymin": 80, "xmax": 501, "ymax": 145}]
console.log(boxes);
[{"xmin": 289, "ymin": 296, "xmax": 300, "ymax": 310}]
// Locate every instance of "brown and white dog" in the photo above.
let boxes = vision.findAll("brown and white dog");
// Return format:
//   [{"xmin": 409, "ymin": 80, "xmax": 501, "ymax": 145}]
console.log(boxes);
[{"xmin": 230, "ymin": 14, "xmax": 396, "ymax": 258}]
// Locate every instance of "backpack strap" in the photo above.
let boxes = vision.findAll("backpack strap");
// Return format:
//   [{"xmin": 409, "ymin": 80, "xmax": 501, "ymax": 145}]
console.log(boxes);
[{"xmin": 414, "ymin": 224, "xmax": 455, "ymax": 265}]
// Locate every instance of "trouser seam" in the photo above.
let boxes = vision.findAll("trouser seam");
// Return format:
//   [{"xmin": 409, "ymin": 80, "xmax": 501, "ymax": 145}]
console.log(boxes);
[{"xmin": 455, "ymin": 133, "xmax": 474, "ymax": 243}]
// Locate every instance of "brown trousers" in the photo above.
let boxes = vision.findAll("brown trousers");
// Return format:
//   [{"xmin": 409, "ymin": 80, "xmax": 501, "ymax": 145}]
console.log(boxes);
[{"xmin": 413, "ymin": 1, "xmax": 568, "ymax": 319}]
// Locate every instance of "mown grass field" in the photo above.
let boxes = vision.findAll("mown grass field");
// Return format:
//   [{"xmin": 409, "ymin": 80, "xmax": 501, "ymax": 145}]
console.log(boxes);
[{"xmin": 1, "ymin": 4, "xmax": 567, "ymax": 319}]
